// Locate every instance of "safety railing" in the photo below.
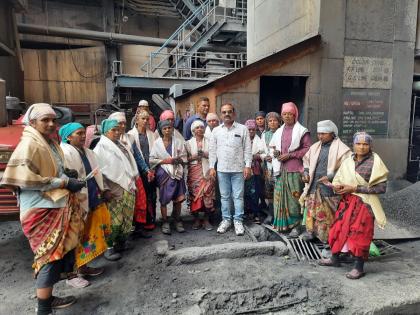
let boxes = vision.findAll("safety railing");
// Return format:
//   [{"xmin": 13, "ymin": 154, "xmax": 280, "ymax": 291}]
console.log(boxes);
[
  {"xmin": 143, "ymin": 51, "xmax": 246, "ymax": 79},
  {"xmin": 140, "ymin": 0, "xmax": 247, "ymax": 79}
]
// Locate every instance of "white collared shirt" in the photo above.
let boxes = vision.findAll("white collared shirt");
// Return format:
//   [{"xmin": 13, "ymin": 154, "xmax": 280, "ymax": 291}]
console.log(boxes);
[{"xmin": 209, "ymin": 121, "xmax": 252, "ymax": 172}]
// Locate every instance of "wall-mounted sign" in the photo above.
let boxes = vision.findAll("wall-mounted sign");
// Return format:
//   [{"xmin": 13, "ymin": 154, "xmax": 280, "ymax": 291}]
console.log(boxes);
[
  {"xmin": 343, "ymin": 56, "xmax": 393, "ymax": 89},
  {"xmin": 341, "ymin": 88, "xmax": 389, "ymax": 143}
]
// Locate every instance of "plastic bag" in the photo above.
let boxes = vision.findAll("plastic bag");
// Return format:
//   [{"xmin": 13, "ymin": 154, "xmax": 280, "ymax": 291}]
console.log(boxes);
[{"xmin": 369, "ymin": 242, "xmax": 381, "ymax": 257}]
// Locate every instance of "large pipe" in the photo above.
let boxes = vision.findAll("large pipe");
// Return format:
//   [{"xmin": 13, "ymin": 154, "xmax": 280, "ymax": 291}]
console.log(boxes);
[{"xmin": 17, "ymin": 23, "xmax": 246, "ymax": 52}]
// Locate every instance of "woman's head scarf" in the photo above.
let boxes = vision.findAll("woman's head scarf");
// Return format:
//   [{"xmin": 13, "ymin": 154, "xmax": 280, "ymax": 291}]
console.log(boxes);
[
  {"xmin": 191, "ymin": 120, "xmax": 205, "ymax": 135},
  {"xmin": 101, "ymin": 119, "xmax": 119, "ymax": 135},
  {"xmin": 58, "ymin": 122, "xmax": 84, "ymax": 143},
  {"xmin": 22, "ymin": 103, "xmax": 56, "ymax": 125},
  {"xmin": 281, "ymin": 102, "xmax": 299, "ymax": 122}
]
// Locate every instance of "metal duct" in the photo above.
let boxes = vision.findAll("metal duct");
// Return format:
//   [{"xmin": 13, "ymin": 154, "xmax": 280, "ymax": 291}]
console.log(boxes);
[{"xmin": 17, "ymin": 23, "xmax": 246, "ymax": 52}]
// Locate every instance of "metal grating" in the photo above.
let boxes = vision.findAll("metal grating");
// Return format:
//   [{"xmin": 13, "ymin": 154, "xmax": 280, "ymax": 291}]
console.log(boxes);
[
  {"xmin": 286, "ymin": 238, "xmax": 323, "ymax": 261},
  {"xmin": 286, "ymin": 238, "xmax": 401, "ymax": 262},
  {"xmin": 370, "ymin": 240, "xmax": 402, "ymax": 259}
]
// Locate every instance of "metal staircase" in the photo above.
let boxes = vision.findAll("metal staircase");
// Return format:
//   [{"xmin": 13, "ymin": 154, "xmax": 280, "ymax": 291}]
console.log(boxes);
[
  {"xmin": 140, "ymin": 0, "xmax": 247, "ymax": 80},
  {"xmin": 168, "ymin": 0, "xmax": 204, "ymax": 20}
]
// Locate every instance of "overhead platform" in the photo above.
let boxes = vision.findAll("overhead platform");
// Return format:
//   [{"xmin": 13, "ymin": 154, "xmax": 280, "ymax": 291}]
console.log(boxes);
[{"xmin": 114, "ymin": 75, "xmax": 207, "ymax": 91}]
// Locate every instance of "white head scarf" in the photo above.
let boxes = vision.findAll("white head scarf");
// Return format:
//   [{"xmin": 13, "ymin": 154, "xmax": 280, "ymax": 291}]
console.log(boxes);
[
  {"xmin": 108, "ymin": 111, "xmax": 126, "ymax": 123},
  {"xmin": 22, "ymin": 103, "xmax": 56, "ymax": 125},
  {"xmin": 317, "ymin": 120, "xmax": 338, "ymax": 136},
  {"xmin": 138, "ymin": 100, "xmax": 149, "ymax": 107},
  {"xmin": 191, "ymin": 120, "xmax": 205, "ymax": 135}
]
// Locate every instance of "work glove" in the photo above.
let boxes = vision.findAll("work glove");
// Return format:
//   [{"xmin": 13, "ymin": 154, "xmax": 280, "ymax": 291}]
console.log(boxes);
[
  {"xmin": 64, "ymin": 168, "xmax": 78, "ymax": 179},
  {"xmin": 66, "ymin": 178, "xmax": 86, "ymax": 193}
]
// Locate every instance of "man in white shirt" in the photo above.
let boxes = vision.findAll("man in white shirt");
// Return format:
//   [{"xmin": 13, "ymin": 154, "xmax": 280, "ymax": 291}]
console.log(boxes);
[{"xmin": 209, "ymin": 103, "xmax": 252, "ymax": 235}]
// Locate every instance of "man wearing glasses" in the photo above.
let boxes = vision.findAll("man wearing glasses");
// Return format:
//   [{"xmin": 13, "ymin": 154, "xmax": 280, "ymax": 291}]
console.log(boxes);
[{"xmin": 209, "ymin": 103, "xmax": 252, "ymax": 236}]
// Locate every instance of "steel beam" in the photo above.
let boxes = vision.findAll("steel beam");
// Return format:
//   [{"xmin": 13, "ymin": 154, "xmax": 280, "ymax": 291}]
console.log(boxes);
[{"xmin": 114, "ymin": 75, "xmax": 206, "ymax": 90}]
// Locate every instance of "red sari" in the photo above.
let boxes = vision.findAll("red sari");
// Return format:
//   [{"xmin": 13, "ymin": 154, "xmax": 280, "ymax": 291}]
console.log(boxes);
[
  {"xmin": 328, "ymin": 194, "xmax": 374, "ymax": 260},
  {"xmin": 134, "ymin": 177, "xmax": 148, "ymax": 224}
]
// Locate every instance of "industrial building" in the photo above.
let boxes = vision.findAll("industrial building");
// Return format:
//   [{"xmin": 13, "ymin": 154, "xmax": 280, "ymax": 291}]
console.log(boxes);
[{"xmin": 1, "ymin": 0, "xmax": 420, "ymax": 180}]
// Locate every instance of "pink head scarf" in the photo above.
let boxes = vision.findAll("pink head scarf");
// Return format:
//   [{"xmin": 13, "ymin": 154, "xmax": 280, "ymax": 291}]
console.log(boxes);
[
  {"xmin": 245, "ymin": 119, "xmax": 257, "ymax": 129},
  {"xmin": 159, "ymin": 110, "xmax": 175, "ymax": 121},
  {"xmin": 281, "ymin": 102, "xmax": 299, "ymax": 122}
]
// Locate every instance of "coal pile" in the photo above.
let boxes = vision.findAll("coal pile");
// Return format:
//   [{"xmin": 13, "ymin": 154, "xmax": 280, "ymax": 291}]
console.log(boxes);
[{"xmin": 381, "ymin": 182, "xmax": 420, "ymax": 230}]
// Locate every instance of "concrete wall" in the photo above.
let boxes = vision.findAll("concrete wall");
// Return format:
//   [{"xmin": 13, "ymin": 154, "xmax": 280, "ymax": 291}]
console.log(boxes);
[
  {"xmin": 341, "ymin": 0, "xmax": 417, "ymax": 178},
  {"xmin": 180, "ymin": 0, "xmax": 417, "ymax": 179},
  {"xmin": 247, "ymin": 0, "xmax": 320, "ymax": 64}
]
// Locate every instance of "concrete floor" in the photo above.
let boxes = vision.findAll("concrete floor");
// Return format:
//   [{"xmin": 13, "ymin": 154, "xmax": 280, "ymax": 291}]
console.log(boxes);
[{"xmin": 1, "ymin": 217, "xmax": 420, "ymax": 315}]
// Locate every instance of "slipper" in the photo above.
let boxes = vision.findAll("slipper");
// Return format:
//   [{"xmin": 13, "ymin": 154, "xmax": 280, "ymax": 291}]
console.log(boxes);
[
  {"xmin": 318, "ymin": 258, "xmax": 341, "ymax": 267},
  {"xmin": 346, "ymin": 270, "xmax": 365, "ymax": 280}
]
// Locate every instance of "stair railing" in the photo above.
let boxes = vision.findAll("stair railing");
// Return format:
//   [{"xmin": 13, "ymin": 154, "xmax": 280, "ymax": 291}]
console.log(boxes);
[{"xmin": 140, "ymin": 0, "xmax": 247, "ymax": 78}]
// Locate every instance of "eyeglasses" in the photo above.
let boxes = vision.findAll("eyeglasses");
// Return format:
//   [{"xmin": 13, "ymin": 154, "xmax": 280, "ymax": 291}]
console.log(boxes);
[{"xmin": 221, "ymin": 110, "xmax": 233, "ymax": 114}]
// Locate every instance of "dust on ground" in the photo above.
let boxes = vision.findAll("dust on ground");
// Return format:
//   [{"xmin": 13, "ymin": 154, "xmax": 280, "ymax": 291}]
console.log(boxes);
[{"xmin": 1, "ymin": 182, "xmax": 420, "ymax": 314}]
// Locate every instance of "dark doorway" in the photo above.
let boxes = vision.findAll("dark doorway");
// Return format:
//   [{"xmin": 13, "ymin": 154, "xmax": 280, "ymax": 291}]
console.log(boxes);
[
  {"xmin": 259, "ymin": 76, "xmax": 307, "ymax": 123},
  {"xmin": 407, "ymin": 94, "xmax": 420, "ymax": 182}
]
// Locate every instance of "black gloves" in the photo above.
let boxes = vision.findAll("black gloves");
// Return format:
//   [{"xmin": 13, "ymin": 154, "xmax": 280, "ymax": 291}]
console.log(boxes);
[
  {"xmin": 64, "ymin": 168, "xmax": 78, "ymax": 179},
  {"xmin": 66, "ymin": 178, "xmax": 86, "ymax": 192}
]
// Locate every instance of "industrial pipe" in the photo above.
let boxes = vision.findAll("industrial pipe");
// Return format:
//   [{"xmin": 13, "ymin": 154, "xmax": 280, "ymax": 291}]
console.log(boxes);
[{"xmin": 17, "ymin": 23, "xmax": 245, "ymax": 52}]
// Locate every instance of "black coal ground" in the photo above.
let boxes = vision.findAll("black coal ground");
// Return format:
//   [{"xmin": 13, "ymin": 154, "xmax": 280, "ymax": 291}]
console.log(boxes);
[{"xmin": 1, "ymin": 181, "xmax": 420, "ymax": 314}]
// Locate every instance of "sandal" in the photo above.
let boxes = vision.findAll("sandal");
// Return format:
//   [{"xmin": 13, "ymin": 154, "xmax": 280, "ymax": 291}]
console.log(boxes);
[
  {"xmin": 78, "ymin": 266, "xmax": 104, "ymax": 277},
  {"xmin": 192, "ymin": 220, "xmax": 201, "ymax": 230},
  {"xmin": 346, "ymin": 269, "xmax": 365, "ymax": 280},
  {"xmin": 66, "ymin": 276, "xmax": 90, "ymax": 289},
  {"xmin": 318, "ymin": 258, "xmax": 341, "ymax": 267}
]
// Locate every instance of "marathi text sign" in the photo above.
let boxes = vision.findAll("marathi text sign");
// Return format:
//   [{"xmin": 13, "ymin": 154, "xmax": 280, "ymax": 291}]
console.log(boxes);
[
  {"xmin": 342, "ymin": 89, "xmax": 389, "ymax": 142},
  {"xmin": 343, "ymin": 56, "xmax": 393, "ymax": 89}
]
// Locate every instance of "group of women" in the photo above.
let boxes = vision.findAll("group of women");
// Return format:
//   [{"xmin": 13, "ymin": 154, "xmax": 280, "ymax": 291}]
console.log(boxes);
[
  {"xmin": 1, "ymin": 99, "xmax": 389, "ymax": 314},
  {"xmin": 243, "ymin": 102, "xmax": 389, "ymax": 280}
]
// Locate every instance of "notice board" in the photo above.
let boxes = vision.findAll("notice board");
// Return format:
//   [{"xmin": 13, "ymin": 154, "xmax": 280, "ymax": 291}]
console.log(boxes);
[{"xmin": 341, "ymin": 88, "xmax": 389, "ymax": 143}]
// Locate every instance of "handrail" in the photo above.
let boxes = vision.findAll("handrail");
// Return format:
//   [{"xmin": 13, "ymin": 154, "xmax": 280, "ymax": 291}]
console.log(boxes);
[
  {"xmin": 150, "ymin": 0, "xmax": 211, "ymax": 55},
  {"xmin": 141, "ymin": 1, "xmax": 215, "ymax": 74},
  {"xmin": 140, "ymin": 0, "xmax": 247, "ymax": 79}
]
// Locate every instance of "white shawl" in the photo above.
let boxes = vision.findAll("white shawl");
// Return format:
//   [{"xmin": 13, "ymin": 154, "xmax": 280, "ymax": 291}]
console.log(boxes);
[
  {"xmin": 93, "ymin": 135, "xmax": 138, "ymax": 192},
  {"xmin": 185, "ymin": 137, "xmax": 209, "ymax": 176},
  {"xmin": 251, "ymin": 134, "xmax": 265, "ymax": 156},
  {"xmin": 127, "ymin": 127, "xmax": 157, "ymax": 160},
  {"xmin": 150, "ymin": 136, "xmax": 186, "ymax": 180},
  {"xmin": 269, "ymin": 122, "xmax": 308, "ymax": 176},
  {"xmin": 204, "ymin": 126, "xmax": 213, "ymax": 140},
  {"xmin": 61, "ymin": 142, "xmax": 105, "ymax": 213}
]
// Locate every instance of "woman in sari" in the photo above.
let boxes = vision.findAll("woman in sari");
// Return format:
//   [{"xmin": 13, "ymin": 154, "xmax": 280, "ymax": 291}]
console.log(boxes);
[
  {"xmin": 59, "ymin": 123, "xmax": 113, "ymax": 288},
  {"xmin": 255, "ymin": 111, "xmax": 266, "ymax": 138},
  {"xmin": 244, "ymin": 119, "xmax": 265, "ymax": 223},
  {"xmin": 319, "ymin": 132, "xmax": 388, "ymax": 279},
  {"xmin": 127, "ymin": 110, "xmax": 157, "ymax": 234},
  {"xmin": 1, "ymin": 103, "xmax": 85, "ymax": 315},
  {"xmin": 185, "ymin": 120, "xmax": 215, "ymax": 230},
  {"xmin": 155, "ymin": 110, "xmax": 185, "ymax": 143},
  {"xmin": 204, "ymin": 112, "xmax": 220, "ymax": 139},
  {"xmin": 300, "ymin": 120, "xmax": 351, "ymax": 243},
  {"xmin": 260, "ymin": 112, "xmax": 281, "ymax": 224},
  {"xmin": 269, "ymin": 102, "xmax": 311, "ymax": 236},
  {"xmin": 109, "ymin": 111, "xmax": 151, "ymax": 238},
  {"xmin": 93, "ymin": 119, "xmax": 137, "ymax": 258},
  {"xmin": 150, "ymin": 120, "xmax": 187, "ymax": 235}
]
